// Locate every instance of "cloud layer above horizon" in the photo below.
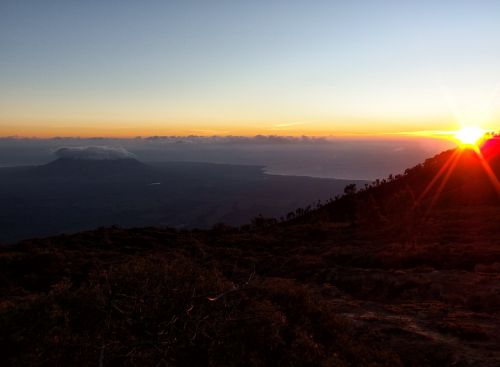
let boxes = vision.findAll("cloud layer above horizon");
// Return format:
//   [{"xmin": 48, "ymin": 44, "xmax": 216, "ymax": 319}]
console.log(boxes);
[{"xmin": 54, "ymin": 146, "xmax": 137, "ymax": 161}]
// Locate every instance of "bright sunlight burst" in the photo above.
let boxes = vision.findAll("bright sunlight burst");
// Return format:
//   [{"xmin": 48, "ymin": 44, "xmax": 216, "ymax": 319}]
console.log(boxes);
[{"xmin": 454, "ymin": 126, "xmax": 486, "ymax": 147}]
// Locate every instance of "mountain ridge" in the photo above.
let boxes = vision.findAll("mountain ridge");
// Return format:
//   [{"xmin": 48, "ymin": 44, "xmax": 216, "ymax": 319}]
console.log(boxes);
[{"xmin": 1, "ymin": 139, "xmax": 499, "ymax": 366}]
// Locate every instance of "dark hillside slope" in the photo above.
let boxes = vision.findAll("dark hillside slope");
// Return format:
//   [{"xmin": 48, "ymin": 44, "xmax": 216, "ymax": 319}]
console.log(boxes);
[
  {"xmin": 303, "ymin": 137, "xmax": 499, "ymax": 230},
  {"xmin": 0, "ymin": 138, "xmax": 499, "ymax": 366}
]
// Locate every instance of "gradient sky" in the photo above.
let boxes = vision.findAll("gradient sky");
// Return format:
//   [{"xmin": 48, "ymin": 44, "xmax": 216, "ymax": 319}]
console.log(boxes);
[{"xmin": 1, "ymin": 0, "xmax": 500, "ymax": 137}]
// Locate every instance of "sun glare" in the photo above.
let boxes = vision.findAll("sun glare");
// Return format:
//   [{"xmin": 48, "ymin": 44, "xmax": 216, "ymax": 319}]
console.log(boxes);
[{"xmin": 454, "ymin": 126, "xmax": 486, "ymax": 147}]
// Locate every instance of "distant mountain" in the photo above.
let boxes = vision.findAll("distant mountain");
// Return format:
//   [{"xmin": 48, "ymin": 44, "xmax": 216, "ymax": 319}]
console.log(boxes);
[
  {"xmin": 36, "ymin": 157, "xmax": 155, "ymax": 180},
  {"xmin": 1, "ymin": 139, "xmax": 499, "ymax": 366},
  {"xmin": 0, "ymin": 156, "xmax": 366, "ymax": 243}
]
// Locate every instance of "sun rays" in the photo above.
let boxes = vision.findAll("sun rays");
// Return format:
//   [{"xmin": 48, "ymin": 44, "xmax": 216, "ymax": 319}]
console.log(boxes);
[
  {"xmin": 421, "ymin": 83, "xmax": 500, "ymax": 206},
  {"xmin": 414, "ymin": 134, "xmax": 500, "ymax": 222},
  {"xmin": 471, "ymin": 143, "xmax": 500, "ymax": 198}
]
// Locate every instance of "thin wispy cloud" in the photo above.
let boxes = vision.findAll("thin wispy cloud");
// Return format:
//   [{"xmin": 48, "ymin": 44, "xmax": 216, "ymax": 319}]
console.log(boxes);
[
  {"xmin": 270, "ymin": 122, "xmax": 307, "ymax": 130},
  {"xmin": 54, "ymin": 146, "xmax": 137, "ymax": 160}
]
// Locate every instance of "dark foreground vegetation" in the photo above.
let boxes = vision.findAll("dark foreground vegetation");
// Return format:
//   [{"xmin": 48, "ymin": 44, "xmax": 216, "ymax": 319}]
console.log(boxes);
[{"xmin": 1, "ymin": 138, "xmax": 499, "ymax": 366}]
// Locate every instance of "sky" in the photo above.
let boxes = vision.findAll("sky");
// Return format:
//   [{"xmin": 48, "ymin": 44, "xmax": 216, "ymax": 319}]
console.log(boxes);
[{"xmin": 1, "ymin": 0, "xmax": 500, "ymax": 137}]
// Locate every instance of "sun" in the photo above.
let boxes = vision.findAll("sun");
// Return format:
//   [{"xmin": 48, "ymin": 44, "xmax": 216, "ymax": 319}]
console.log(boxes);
[{"xmin": 454, "ymin": 126, "xmax": 486, "ymax": 147}]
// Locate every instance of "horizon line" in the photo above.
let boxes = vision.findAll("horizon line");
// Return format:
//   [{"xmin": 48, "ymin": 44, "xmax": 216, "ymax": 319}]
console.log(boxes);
[{"xmin": 0, "ymin": 130, "xmax": 470, "ymax": 141}]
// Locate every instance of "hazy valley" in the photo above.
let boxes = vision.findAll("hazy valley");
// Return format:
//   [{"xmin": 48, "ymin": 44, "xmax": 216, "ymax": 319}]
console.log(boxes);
[{"xmin": 0, "ymin": 152, "xmax": 366, "ymax": 243}]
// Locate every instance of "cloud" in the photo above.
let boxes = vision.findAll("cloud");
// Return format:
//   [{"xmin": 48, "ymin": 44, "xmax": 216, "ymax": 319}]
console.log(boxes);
[
  {"xmin": 54, "ymin": 146, "xmax": 137, "ymax": 160},
  {"xmin": 271, "ymin": 122, "xmax": 306, "ymax": 129},
  {"xmin": 141, "ymin": 135, "xmax": 329, "ymax": 144}
]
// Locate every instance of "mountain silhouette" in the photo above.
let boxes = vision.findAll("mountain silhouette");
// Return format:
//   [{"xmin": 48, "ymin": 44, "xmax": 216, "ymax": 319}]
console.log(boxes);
[{"xmin": 35, "ymin": 157, "xmax": 156, "ymax": 180}]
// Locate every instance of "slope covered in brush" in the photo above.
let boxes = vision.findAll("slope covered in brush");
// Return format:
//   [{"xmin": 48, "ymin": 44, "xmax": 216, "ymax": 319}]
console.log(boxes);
[
  {"xmin": 301, "ymin": 136, "xmax": 499, "ymax": 227},
  {"xmin": 0, "ymin": 138, "xmax": 499, "ymax": 366}
]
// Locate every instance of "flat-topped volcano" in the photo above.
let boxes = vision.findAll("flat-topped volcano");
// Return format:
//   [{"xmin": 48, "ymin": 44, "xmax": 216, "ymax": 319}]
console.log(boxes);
[
  {"xmin": 38, "ymin": 156, "xmax": 153, "ymax": 179},
  {"xmin": 34, "ymin": 146, "xmax": 155, "ymax": 180}
]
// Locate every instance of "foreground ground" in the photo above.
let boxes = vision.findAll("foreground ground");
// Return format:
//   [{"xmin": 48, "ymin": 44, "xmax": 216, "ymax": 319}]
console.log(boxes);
[
  {"xmin": 1, "ymin": 202, "xmax": 499, "ymax": 366},
  {"xmin": 1, "ymin": 146, "xmax": 499, "ymax": 366}
]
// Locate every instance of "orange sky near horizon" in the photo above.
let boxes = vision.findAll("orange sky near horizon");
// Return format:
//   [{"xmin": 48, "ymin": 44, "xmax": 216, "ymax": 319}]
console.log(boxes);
[
  {"xmin": 2, "ymin": 2, "xmax": 500, "ymax": 141},
  {"xmin": 0, "ymin": 116, "xmax": 496, "ymax": 140}
]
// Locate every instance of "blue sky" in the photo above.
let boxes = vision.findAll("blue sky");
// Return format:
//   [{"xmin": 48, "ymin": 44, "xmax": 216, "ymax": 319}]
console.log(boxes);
[{"xmin": 1, "ymin": 0, "xmax": 499, "ymax": 136}]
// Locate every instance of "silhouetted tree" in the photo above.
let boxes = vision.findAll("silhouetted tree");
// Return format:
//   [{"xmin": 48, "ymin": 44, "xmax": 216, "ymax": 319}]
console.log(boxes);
[{"xmin": 344, "ymin": 183, "xmax": 357, "ymax": 196}]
